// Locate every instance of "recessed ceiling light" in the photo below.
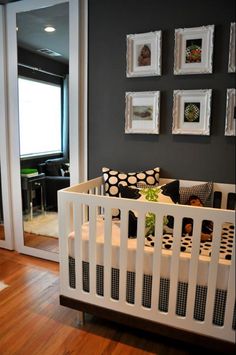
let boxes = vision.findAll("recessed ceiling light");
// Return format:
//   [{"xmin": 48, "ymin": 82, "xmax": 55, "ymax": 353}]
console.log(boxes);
[{"xmin": 44, "ymin": 26, "xmax": 56, "ymax": 33}]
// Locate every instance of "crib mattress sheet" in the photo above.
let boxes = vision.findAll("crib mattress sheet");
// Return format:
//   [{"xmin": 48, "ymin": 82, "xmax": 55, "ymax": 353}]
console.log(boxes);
[{"xmin": 68, "ymin": 216, "xmax": 232, "ymax": 289}]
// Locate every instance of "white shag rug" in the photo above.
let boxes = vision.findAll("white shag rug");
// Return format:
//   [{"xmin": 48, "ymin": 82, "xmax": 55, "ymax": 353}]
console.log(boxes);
[
  {"xmin": 0, "ymin": 281, "xmax": 8, "ymax": 292},
  {"xmin": 24, "ymin": 212, "xmax": 58, "ymax": 238}
]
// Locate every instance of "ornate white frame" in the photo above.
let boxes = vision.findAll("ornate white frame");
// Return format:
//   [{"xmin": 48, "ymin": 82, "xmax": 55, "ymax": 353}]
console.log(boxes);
[
  {"xmin": 172, "ymin": 89, "xmax": 212, "ymax": 135},
  {"xmin": 126, "ymin": 31, "xmax": 162, "ymax": 77},
  {"xmin": 228, "ymin": 22, "xmax": 235, "ymax": 73},
  {"xmin": 125, "ymin": 91, "xmax": 160, "ymax": 134},
  {"xmin": 174, "ymin": 25, "xmax": 214, "ymax": 75},
  {"xmin": 225, "ymin": 88, "xmax": 235, "ymax": 136}
]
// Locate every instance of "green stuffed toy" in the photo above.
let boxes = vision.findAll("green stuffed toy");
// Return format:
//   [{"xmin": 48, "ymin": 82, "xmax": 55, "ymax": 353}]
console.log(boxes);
[{"xmin": 140, "ymin": 187, "xmax": 168, "ymax": 237}]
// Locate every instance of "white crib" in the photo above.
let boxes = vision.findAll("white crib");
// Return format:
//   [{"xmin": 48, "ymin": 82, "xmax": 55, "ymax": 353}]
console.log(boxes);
[{"xmin": 58, "ymin": 177, "xmax": 235, "ymax": 353}]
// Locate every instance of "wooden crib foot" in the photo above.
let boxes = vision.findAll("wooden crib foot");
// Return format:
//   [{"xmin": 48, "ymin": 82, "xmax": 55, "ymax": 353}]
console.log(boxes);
[{"xmin": 77, "ymin": 311, "xmax": 85, "ymax": 326}]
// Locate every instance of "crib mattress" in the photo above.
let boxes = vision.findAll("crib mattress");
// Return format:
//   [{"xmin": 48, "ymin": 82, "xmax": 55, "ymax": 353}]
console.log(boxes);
[{"xmin": 67, "ymin": 216, "xmax": 233, "ymax": 289}]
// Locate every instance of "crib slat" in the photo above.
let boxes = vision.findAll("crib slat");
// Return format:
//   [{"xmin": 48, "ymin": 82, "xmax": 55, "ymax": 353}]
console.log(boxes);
[
  {"xmin": 168, "ymin": 217, "xmax": 183, "ymax": 316},
  {"xmin": 74, "ymin": 203, "xmax": 83, "ymax": 293},
  {"xmin": 224, "ymin": 233, "xmax": 235, "ymax": 334},
  {"xmin": 119, "ymin": 209, "xmax": 129, "ymax": 303},
  {"xmin": 204, "ymin": 219, "xmax": 225, "ymax": 326},
  {"xmin": 185, "ymin": 214, "xmax": 202, "ymax": 321},
  {"xmin": 103, "ymin": 208, "xmax": 112, "ymax": 300},
  {"xmin": 88, "ymin": 205, "xmax": 97, "ymax": 296},
  {"xmin": 134, "ymin": 212, "xmax": 146, "ymax": 307},
  {"xmin": 58, "ymin": 197, "xmax": 70, "ymax": 294},
  {"xmin": 152, "ymin": 211, "xmax": 166, "ymax": 311}
]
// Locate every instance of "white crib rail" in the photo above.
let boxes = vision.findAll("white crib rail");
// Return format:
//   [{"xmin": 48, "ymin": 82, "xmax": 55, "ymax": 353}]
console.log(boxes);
[{"xmin": 58, "ymin": 177, "xmax": 235, "ymax": 343}]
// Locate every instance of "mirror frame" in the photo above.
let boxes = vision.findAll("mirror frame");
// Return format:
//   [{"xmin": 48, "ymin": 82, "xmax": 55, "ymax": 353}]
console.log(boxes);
[
  {"xmin": 6, "ymin": 0, "xmax": 88, "ymax": 261},
  {"xmin": 0, "ymin": 5, "xmax": 14, "ymax": 250}
]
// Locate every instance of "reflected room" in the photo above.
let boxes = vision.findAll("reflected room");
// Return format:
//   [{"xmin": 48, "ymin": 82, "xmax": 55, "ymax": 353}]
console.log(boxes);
[{"xmin": 17, "ymin": 3, "xmax": 69, "ymax": 253}]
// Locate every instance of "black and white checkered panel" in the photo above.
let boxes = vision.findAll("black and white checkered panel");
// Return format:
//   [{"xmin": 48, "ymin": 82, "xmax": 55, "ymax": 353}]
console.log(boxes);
[
  {"xmin": 233, "ymin": 301, "xmax": 236, "ymax": 330},
  {"xmin": 83, "ymin": 261, "xmax": 90, "ymax": 292},
  {"xmin": 96, "ymin": 265, "xmax": 104, "ymax": 296},
  {"xmin": 111, "ymin": 268, "xmax": 119, "ymax": 300},
  {"xmin": 213, "ymin": 289, "xmax": 227, "ymax": 326},
  {"xmin": 69, "ymin": 256, "xmax": 76, "ymax": 288},
  {"xmin": 142, "ymin": 275, "xmax": 152, "ymax": 308},
  {"xmin": 68, "ymin": 258, "xmax": 235, "ymax": 329},
  {"xmin": 158, "ymin": 278, "xmax": 170, "ymax": 312},
  {"xmin": 126, "ymin": 271, "xmax": 135, "ymax": 304},
  {"xmin": 194, "ymin": 285, "xmax": 207, "ymax": 321},
  {"xmin": 176, "ymin": 282, "xmax": 188, "ymax": 316}
]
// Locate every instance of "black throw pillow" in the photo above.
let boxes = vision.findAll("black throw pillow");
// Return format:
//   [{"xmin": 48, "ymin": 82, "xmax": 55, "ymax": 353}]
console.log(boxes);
[{"xmin": 161, "ymin": 180, "xmax": 180, "ymax": 204}]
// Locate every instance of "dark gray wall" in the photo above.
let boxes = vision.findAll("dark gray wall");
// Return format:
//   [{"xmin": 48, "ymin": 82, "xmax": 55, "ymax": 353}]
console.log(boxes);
[{"xmin": 88, "ymin": 0, "xmax": 235, "ymax": 183}]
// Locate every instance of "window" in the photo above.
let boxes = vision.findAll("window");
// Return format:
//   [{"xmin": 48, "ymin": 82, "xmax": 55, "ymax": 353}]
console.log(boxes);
[{"xmin": 18, "ymin": 77, "xmax": 62, "ymax": 157}]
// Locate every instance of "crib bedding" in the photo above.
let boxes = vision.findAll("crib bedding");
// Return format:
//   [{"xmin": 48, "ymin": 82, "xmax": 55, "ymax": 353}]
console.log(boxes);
[
  {"xmin": 68, "ymin": 216, "xmax": 233, "ymax": 289},
  {"xmin": 68, "ymin": 257, "xmax": 235, "ymax": 328}
]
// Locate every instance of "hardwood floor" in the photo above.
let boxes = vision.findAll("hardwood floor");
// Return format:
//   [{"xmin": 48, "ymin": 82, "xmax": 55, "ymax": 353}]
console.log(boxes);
[
  {"xmin": 0, "ymin": 224, "xmax": 5, "ymax": 240},
  {"xmin": 24, "ymin": 232, "xmax": 59, "ymax": 253},
  {"xmin": 0, "ymin": 248, "xmax": 226, "ymax": 355}
]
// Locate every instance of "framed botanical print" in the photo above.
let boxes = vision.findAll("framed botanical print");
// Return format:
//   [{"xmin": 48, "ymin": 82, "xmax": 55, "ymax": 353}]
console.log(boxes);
[
  {"xmin": 125, "ymin": 91, "xmax": 160, "ymax": 134},
  {"xmin": 126, "ymin": 31, "xmax": 162, "ymax": 77},
  {"xmin": 228, "ymin": 22, "xmax": 235, "ymax": 73},
  {"xmin": 174, "ymin": 25, "xmax": 214, "ymax": 75},
  {"xmin": 225, "ymin": 88, "xmax": 236, "ymax": 136},
  {"xmin": 172, "ymin": 89, "xmax": 212, "ymax": 135}
]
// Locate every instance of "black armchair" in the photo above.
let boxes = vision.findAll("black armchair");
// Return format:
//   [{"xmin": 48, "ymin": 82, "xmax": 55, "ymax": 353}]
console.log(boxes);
[{"xmin": 38, "ymin": 158, "xmax": 70, "ymax": 211}]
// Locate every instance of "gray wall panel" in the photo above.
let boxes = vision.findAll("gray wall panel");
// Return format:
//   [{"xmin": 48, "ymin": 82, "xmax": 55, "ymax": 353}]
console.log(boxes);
[{"xmin": 88, "ymin": 0, "xmax": 235, "ymax": 183}]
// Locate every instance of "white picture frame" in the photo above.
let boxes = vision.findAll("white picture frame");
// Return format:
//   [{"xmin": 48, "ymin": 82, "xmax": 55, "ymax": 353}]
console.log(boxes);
[
  {"xmin": 225, "ymin": 88, "xmax": 236, "ymax": 136},
  {"xmin": 125, "ymin": 91, "xmax": 160, "ymax": 134},
  {"xmin": 174, "ymin": 25, "xmax": 214, "ymax": 75},
  {"xmin": 126, "ymin": 31, "xmax": 162, "ymax": 77},
  {"xmin": 172, "ymin": 89, "xmax": 212, "ymax": 135},
  {"xmin": 228, "ymin": 22, "xmax": 235, "ymax": 73}
]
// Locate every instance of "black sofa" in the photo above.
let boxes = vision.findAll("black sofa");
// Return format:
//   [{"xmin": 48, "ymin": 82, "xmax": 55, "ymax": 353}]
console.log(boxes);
[{"xmin": 38, "ymin": 157, "xmax": 70, "ymax": 211}]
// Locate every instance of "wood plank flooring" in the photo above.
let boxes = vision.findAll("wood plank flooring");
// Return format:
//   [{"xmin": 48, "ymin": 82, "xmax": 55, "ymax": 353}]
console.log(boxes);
[
  {"xmin": 0, "ymin": 224, "xmax": 5, "ymax": 240},
  {"xmin": 0, "ymin": 248, "xmax": 225, "ymax": 355},
  {"xmin": 24, "ymin": 232, "xmax": 59, "ymax": 253}
]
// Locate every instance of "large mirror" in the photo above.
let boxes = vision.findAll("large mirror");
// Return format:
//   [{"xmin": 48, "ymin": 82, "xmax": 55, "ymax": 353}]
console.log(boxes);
[
  {"xmin": 0, "ymin": 5, "xmax": 13, "ymax": 250},
  {"xmin": 6, "ymin": 0, "xmax": 87, "ymax": 261},
  {"xmin": 17, "ymin": 3, "xmax": 69, "ymax": 255},
  {"xmin": 0, "ymin": 5, "xmax": 5, "ymax": 244},
  {"xmin": 0, "ymin": 168, "xmax": 4, "ymax": 242}
]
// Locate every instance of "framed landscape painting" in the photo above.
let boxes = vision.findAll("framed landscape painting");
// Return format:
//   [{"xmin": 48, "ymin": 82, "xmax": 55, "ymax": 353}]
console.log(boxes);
[
  {"xmin": 174, "ymin": 25, "xmax": 214, "ymax": 75},
  {"xmin": 126, "ymin": 31, "xmax": 162, "ymax": 77},
  {"xmin": 125, "ymin": 91, "xmax": 160, "ymax": 134},
  {"xmin": 172, "ymin": 89, "xmax": 212, "ymax": 135},
  {"xmin": 225, "ymin": 88, "xmax": 236, "ymax": 136}
]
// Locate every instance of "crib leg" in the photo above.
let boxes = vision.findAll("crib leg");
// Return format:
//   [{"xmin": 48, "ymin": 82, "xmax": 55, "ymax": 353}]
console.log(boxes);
[{"xmin": 77, "ymin": 311, "xmax": 85, "ymax": 326}]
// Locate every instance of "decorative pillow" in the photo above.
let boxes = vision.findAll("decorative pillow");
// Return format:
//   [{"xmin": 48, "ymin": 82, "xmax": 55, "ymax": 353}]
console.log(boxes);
[
  {"xmin": 102, "ymin": 167, "xmax": 160, "ymax": 197},
  {"xmin": 102, "ymin": 167, "xmax": 160, "ymax": 218},
  {"xmin": 127, "ymin": 180, "xmax": 180, "ymax": 204},
  {"xmin": 179, "ymin": 181, "xmax": 213, "ymax": 207},
  {"xmin": 160, "ymin": 180, "xmax": 180, "ymax": 204}
]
